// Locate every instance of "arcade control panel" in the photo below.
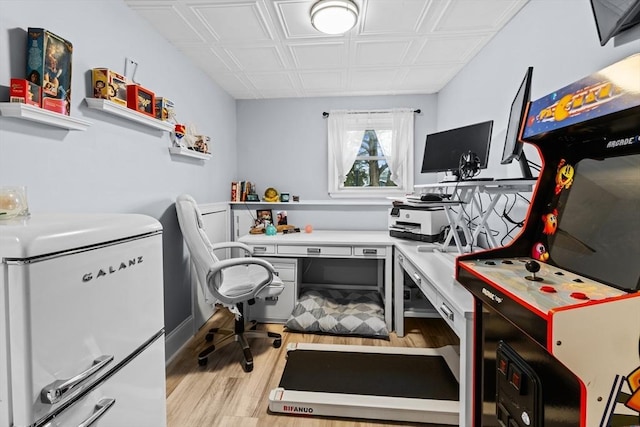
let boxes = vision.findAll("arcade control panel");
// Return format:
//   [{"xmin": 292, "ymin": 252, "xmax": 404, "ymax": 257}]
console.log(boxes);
[{"xmin": 458, "ymin": 257, "xmax": 626, "ymax": 315}]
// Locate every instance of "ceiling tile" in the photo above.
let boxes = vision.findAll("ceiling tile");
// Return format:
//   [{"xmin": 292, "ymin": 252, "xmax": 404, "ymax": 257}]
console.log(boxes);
[
  {"xmin": 361, "ymin": 0, "xmax": 431, "ymax": 35},
  {"xmin": 353, "ymin": 40, "xmax": 412, "ymax": 67},
  {"xmin": 190, "ymin": 1, "xmax": 274, "ymax": 42},
  {"xmin": 414, "ymin": 35, "xmax": 488, "ymax": 64},
  {"xmin": 298, "ymin": 70, "xmax": 344, "ymax": 90},
  {"xmin": 289, "ymin": 42, "xmax": 348, "ymax": 69},
  {"xmin": 225, "ymin": 45, "xmax": 287, "ymax": 70}
]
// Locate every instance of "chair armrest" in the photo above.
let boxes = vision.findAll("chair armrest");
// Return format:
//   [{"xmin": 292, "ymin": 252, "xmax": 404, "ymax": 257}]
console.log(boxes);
[
  {"xmin": 206, "ymin": 257, "xmax": 279, "ymax": 304},
  {"xmin": 210, "ymin": 241, "xmax": 253, "ymax": 255},
  {"xmin": 209, "ymin": 256, "xmax": 276, "ymax": 275}
]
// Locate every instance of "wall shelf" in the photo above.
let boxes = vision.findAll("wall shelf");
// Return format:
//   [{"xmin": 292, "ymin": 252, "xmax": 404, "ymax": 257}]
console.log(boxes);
[
  {"xmin": 85, "ymin": 98, "xmax": 173, "ymax": 132},
  {"xmin": 168, "ymin": 146, "xmax": 211, "ymax": 160},
  {"xmin": 0, "ymin": 102, "xmax": 92, "ymax": 131}
]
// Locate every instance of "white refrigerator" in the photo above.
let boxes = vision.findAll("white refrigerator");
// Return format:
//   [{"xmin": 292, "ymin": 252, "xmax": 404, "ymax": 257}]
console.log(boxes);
[{"xmin": 0, "ymin": 213, "xmax": 167, "ymax": 427}]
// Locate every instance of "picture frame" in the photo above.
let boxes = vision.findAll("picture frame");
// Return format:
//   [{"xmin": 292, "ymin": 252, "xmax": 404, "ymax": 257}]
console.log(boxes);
[
  {"xmin": 276, "ymin": 210, "xmax": 288, "ymax": 226},
  {"xmin": 255, "ymin": 209, "xmax": 273, "ymax": 227}
]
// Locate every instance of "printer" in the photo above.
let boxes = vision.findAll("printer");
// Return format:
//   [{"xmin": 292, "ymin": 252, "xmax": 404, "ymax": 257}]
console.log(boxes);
[{"xmin": 388, "ymin": 204, "xmax": 448, "ymax": 242}]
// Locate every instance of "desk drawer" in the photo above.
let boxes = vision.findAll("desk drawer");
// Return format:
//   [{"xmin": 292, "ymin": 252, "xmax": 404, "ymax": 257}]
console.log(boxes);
[
  {"xmin": 400, "ymin": 257, "xmax": 437, "ymax": 305},
  {"xmin": 277, "ymin": 245, "xmax": 352, "ymax": 257},
  {"xmin": 436, "ymin": 293, "xmax": 464, "ymax": 336},
  {"xmin": 249, "ymin": 244, "xmax": 276, "ymax": 255},
  {"xmin": 354, "ymin": 246, "xmax": 386, "ymax": 257}
]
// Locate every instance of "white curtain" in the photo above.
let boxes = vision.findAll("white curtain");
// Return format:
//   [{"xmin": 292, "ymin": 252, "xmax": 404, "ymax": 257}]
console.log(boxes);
[
  {"xmin": 328, "ymin": 110, "xmax": 363, "ymax": 184},
  {"xmin": 388, "ymin": 108, "xmax": 414, "ymax": 183}
]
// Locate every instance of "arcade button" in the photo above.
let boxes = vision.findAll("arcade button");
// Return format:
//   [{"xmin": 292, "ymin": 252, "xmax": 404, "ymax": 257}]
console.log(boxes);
[
  {"xmin": 540, "ymin": 285, "xmax": 557, "ymax": 293},
  {"xmin": 498, "ymin": 355, "xmax": 509, "ymax": 375},
  {"xmin": 485, "ymin": 261, "xmax": 496, "ymax": 265},
  {"xmin": 502, "ymin": 260, "xmax": 514, "ymax": 265},
  {"xmin": 570, "ymin": 292, "xmax": 589, "ymax": 300},
  {"xmin": 573, "ymin": 278, "xmax": 584, "ymax": 283}
]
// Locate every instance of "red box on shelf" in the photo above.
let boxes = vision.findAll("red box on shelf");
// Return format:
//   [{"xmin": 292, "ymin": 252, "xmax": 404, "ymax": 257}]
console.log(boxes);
[
  {"xmin": 42, "ymin": 97, "xmax": 67, "ymax": 114},
  {"xmin": 126, "ymin": 84, "xmax": 155, "ymax": 118},
  {"xmin": 10, "ymin": 78, "xmax": 41, "ymax": 107}
]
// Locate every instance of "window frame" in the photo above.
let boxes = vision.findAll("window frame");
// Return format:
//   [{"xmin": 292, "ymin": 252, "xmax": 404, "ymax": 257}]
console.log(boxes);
[{"xmin": 327, "ymin": 110, "xmax": 414, "ymax": 198}]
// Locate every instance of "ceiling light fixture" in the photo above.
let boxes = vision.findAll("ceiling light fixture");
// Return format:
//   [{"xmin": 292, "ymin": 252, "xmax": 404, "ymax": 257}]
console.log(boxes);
[{"xmin": 310, "ymin": 0, "xmax": 359, "ymax": 35}]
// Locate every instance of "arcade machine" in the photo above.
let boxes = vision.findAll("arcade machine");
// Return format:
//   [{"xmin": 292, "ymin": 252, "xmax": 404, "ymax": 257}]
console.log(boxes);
[{"xmin": 456, "ymin": 53, "xmax": 640, "ymax": 427}]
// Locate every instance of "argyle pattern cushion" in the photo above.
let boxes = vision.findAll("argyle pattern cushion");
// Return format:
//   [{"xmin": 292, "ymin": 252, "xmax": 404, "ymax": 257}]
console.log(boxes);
[{"xmin": 285, "ymin": 288, "xmax": 389, "ymax": 338}]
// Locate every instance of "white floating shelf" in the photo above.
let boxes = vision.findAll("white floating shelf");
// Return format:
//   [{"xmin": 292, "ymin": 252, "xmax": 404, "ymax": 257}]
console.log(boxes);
[
  {"xmin": 0, "ymin": 102, "xmax": 92, "ymax": 131},
  {"xmin": 85, "ymin": 98, "xmax": 173, "ymax": 132},
  {"xmin": 169, "ymin": 146, "xmax": 211, "ymax": 160}
]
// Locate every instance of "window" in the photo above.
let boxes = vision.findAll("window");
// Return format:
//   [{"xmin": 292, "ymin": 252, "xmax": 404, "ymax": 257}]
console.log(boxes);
[{"xmin": 327, "ymin": 109, "xmax": 414, "ymax": 197}]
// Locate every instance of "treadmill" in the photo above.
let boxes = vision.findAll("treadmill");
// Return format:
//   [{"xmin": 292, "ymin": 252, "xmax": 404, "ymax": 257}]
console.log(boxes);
[{"xmin": 269, "ymin": 343, "xmax": 461, "ymax": 424}]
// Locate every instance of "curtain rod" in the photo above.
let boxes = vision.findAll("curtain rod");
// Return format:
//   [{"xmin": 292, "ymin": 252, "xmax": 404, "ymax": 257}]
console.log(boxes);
[{"xmin": 322, "ymin": 109, "xmax": 421, "ymax": 118}]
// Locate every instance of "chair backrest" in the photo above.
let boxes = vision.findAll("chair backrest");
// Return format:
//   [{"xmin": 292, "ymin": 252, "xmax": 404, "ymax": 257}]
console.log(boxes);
[{"xmin": 175, "ymin": 194, "xmax": 223, "ymax": 303}]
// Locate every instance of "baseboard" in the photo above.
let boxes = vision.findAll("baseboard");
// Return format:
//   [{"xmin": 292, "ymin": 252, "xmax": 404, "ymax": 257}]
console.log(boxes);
[{"xmin": 164, "ymin": 315, "xmax": 194, "ymax": 365}]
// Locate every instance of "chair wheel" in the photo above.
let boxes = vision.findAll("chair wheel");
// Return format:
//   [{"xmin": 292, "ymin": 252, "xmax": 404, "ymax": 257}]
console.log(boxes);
[
  {"xmin": 198, "ymin": 357, "xmax": 208, "ymax": 367},
  {"xmin": 273, "ymin": 339, "xmax": 282, "ymax": 348},
  {"xmin": 242, "ymin": 361, "xmax": 254, "ymax": 372},
  {"xmin": 205, "ymin": 333, "xmax": 214, "ymax": 342}
]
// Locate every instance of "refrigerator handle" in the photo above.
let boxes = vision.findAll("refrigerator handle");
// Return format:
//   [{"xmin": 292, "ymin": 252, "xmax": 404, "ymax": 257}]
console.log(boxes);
[
  {"xmin": 40, "ymin": 355, "xmax": 114, "ymax": 404},
  {"xmin": 77, "ymin": 398, "xmax": 116, "ymax": 427}
]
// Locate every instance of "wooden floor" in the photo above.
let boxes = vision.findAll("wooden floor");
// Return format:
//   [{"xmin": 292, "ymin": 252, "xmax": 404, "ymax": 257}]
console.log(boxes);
[{"xmin": 165, "ymin": 309, "xmax": 459, "ymax": 427}]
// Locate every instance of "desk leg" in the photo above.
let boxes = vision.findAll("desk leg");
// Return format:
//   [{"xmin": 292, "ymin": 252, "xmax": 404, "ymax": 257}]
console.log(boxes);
[
  {"xmin": 393, "ymin": 251, "xmax": 405, "ymax": 337},
  {"xmin": 383, "ymin": 251, "xmax": 393, "ymax": 332},
  {"xmin": 459, "ymin": 312, "xmax": 474, "ymax": 427}
]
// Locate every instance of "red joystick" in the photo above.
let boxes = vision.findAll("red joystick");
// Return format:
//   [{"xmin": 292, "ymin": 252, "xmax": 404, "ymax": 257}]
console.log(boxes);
[
  {"xmin": 570, "ymin": 292, "xmax": 589, "ymax": 300},
  {"xmin": 540, "ymin": 286, "xmax": 556, "ymax": 293}
]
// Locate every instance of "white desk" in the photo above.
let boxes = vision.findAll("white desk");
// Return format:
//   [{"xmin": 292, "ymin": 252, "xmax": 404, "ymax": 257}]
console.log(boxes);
[
  {"xmin": 238, "ymin": 230, "xmax": 394, "ymax": 330},
  {"xmin": 414, "ymin": 179, "xmax": 537, "ymax": 252},
  {"xmin": 393, "ymin": 240, "xmax": 474, "ymax": 427}
]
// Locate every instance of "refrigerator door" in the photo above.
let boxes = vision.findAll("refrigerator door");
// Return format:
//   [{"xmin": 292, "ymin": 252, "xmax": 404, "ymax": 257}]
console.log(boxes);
[{"xmin": 6, "ymin": 233, "xmax": 164, "ymax": 426}]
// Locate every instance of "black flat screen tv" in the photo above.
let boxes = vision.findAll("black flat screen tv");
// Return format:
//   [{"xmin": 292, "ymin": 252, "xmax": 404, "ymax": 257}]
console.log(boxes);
[
  {"xmin": 590, "ymin": 0, "xmax": 640, "ymax": 45},
  {"xmin": 421, "ymin": 120, "xmax": 493, "ymax": 179},
  {"xmin": 500, "ymin": 66, "xmax": 534, "ymax": 179}
]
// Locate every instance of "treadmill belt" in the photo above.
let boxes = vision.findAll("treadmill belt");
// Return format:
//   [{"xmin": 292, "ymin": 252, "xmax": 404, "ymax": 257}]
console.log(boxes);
[{"xmin": 279, "ymin": 349, "xmax": 459, "ymax": 401}]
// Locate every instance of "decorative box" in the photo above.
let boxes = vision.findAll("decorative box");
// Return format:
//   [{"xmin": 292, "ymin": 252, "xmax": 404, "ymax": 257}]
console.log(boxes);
[
  {"xmin": 42, "ymin": 97, "xmax": 67, "ymax": 114},
  {"xmin": 26, "ymin": 28, "xmax": 73, "ymax": 115},
  {"xmin": 127, "ymin": 84, "xmax": 155, "ymax": 117},
  {"xmin": 10, "ymin": 78, "xmax": 41, "ymax": 107},
  {"xmin": 92, "ymin": 68, "xmax": 127, "ymax": 106},
  {"xmin": 154, "ymin": 97, "xmax": 174, "ymax": 121}
]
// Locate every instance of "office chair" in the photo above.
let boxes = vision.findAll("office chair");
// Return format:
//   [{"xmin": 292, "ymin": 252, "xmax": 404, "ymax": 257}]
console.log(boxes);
[{"xmin": 175, "ymin": 194, "xmax": 284, "ymax": 372}]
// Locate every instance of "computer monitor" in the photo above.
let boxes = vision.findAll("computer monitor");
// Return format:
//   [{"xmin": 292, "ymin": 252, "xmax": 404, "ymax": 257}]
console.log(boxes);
[
  {"xmin": 501, "ymin": 67, "xmax": 534, "ymax": 179},
  {"xmin": 421, "ymin": 120, "xmax": 493, "ymax": 179}
]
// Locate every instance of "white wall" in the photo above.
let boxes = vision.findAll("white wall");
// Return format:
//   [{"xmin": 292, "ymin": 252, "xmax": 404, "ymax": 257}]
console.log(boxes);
[
  {"xmin": 438, "ymin": 0, "xmax": 640, "ymax": 179},
  {"xmin": 0, "ymin": 0, "xmax": 237, "ymax": 337},
  {"xmin": 436, "ymin": 0, "xmax": 640, "ymax": 245}
]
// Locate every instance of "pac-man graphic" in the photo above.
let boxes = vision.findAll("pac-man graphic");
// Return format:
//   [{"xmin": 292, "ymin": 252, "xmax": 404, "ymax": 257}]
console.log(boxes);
[
  {"xmin": 542, "ymin": 209, "xmax": 559, "ymax": 235},
  {"xmin": 555, "ymin": 159, "xmax": 575, "ymax": 195},
  {"xmin": 626, "ymin": 366, "xmax": 640, "ymax": 412},
  {"xmin": 532, "ymin": 242, "xmax": 549, "ymax": 262}
]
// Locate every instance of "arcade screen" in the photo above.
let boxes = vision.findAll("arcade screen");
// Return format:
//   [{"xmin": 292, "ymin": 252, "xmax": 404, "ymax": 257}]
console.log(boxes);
[
  {"xmin": 421, "ymin": 120, "xmax": 493, "ymax": 175},
  {"xmin": 549, "ymin": 153, "xmax": 640, "ymax": 292}
]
